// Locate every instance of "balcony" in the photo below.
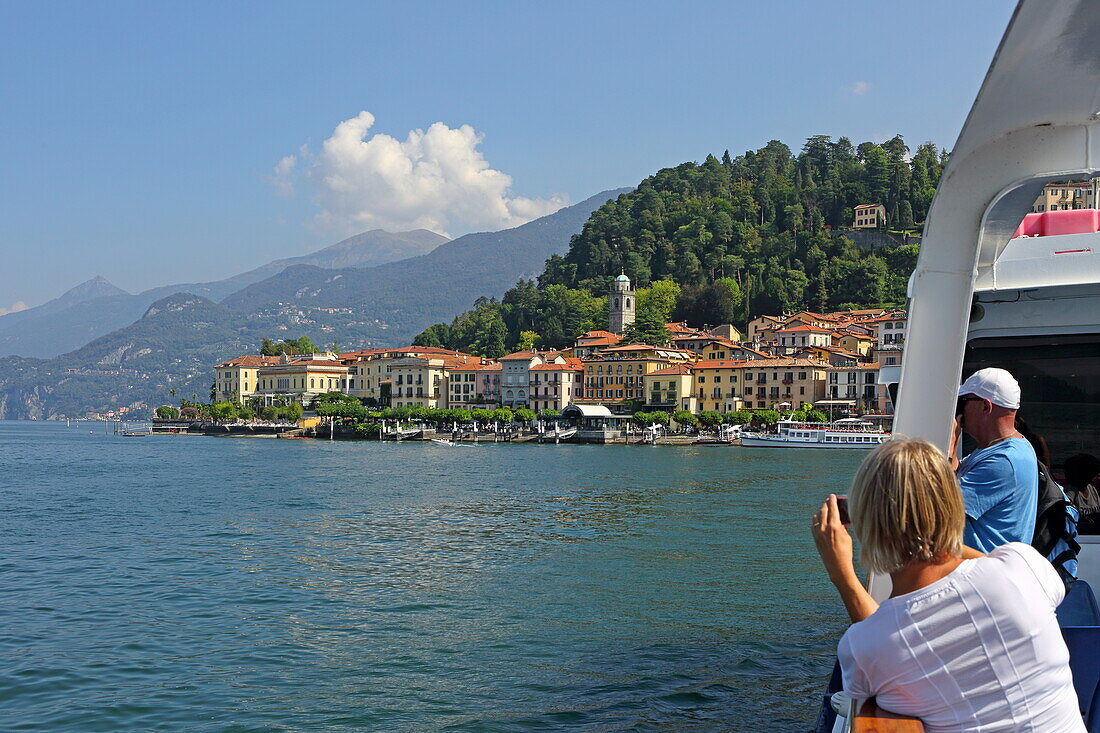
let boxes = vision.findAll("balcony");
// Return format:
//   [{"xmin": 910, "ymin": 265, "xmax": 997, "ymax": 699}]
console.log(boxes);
[{"xmin": 782, "ymin": 379, "xmax": 793, "ymax": 385}]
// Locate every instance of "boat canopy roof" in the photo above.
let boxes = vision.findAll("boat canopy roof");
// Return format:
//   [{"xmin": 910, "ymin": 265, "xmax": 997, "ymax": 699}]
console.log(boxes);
[
  {"xmin": 896, "ymin": 0, "xmax": 1100, "ymax": 451},
  {"xmin": 561, "ymin": 404, "xmax": 614, "ymax": 419}
]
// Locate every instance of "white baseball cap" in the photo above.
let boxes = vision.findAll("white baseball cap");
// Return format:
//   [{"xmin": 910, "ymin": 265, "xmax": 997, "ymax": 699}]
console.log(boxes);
[{"xmin": 958, "ymin": 367, "xmax": 1021, "ymax": 409}]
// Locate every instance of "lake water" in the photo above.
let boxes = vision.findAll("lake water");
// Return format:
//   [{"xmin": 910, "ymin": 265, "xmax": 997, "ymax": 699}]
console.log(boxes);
[{"xmin": 0, "ymin": 422, "xmax": 865, "ymax": 731}]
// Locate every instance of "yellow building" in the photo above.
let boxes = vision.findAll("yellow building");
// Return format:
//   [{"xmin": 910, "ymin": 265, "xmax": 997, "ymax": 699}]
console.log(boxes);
[
  {"xmin": 1032, "ymin": 181, "xmax": 1096, "ymax": 212},
  {"xmin": 853, "ymin": 203, "xmax": 885, "ymax": 228},
  {"xmin": 344, "ymin": 346, "xmax": 472, "ymax": 405},
  {"xmin": 833, "ymin": 332, "xmax": 876, "ymax": 356},
  {"xmin": 213, "ymin": 355, "xmax": 280, "ymax": 403},
  {"xmin": 254, "ymin": 355, "xmax": 350, "ymax": 404},
  {"xmin": 581, "ymin": 344, "xmax": 696, "ymax": 405},
  {"xmin": 389, "ymin": 351, "xmax": 484, "ymax": 409},
  {"xmin": 644, "ymin": 363, "xmax": 697, "ymax": 412},
  {"xmin": 691, "ymin": 359, "xmax": 746, "ymax": 413},
  {"xmin": 738, "ymin": 357, "xmax": 828, "ymax": 410}
]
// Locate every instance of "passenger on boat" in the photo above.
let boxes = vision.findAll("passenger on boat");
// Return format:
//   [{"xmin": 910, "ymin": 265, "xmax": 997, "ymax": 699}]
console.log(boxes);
[
  {"xmin": 812, "ymin": 439, "xmax": 1084, "ymax": 732},
  {"xmin": 949, "ymin": 367, "xmax": 1037, "ymax": 552},
  {"xmin": 1064, "ymin": 453, "xmax": 1100, "ymax": 533}
]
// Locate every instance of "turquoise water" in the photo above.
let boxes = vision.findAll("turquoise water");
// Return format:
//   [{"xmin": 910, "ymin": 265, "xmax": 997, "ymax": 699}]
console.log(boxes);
[{"xmin": 0, "ymin": 422, "xmax": 864, "ymax": 731}]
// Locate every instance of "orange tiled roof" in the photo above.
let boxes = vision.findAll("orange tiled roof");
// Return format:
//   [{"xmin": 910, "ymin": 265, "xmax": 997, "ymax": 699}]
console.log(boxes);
[
  {"xmin": 530, "ymin": 361, "xmax": 583, "ymax": 372},
  {"xmin": 775, "ymin": 324, "xmax": 832, "ymax": 333},
  {"xmin": 215, "ymin": 355, "xmax": 282, "ymax": 368},
  {"xmin": 647, "ymin": 363, "xmax": 695, "ymax": 376},
  {"xmin": 577, "ymin": 337, "xmax": 620, "ymax": 347}
]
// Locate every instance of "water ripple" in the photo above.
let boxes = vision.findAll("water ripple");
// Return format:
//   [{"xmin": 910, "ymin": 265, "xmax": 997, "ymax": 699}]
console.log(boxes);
[{"xmin": 0, "ymin": 423, "xmax": 861, "ymax": 731}]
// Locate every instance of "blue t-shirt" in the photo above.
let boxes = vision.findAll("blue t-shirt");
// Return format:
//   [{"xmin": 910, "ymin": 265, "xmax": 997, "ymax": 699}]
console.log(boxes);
[{"xmin": 958, "ymin": 436, "xmax": 1038, "ymax": 553}]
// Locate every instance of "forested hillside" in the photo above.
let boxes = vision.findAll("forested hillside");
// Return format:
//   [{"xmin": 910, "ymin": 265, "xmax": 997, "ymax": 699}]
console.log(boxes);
[{"xmin": 415, "ymin": 134, "xmax": 944, "ymax": 356}]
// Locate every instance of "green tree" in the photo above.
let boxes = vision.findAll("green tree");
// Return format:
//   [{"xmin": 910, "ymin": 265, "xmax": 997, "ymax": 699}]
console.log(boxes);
[
  {"xmin": 154, "ymin": 406, "xmax": 180, "ymax": 419},
  {"xmin": 622, "ymin": 308, "xmax": 671, "ymax": 345},
  {"xmin": 671, "ymin": 409, "xmax": 698, "ymax": 428},
  {"xmin": 492, "ymin": 408, "xmax": 514, "ymax": 424},
  {"xmin": 514, "ymin": 408, "xmax": 536, "ymax": 422},
  {"xmin": 726, "ymin": 409, "xmax": 752, "ymax": 424},
  {"xmin": 753, "ymin": 409, "xmax": 782, "ymax": 426},
  {"xmin": 211, "ymin": 401, "xmax": 238, "ymax": 421},
  {"xmin": 516, "ymin": 331, "xmax": 540, "ymax": 351},
  {"xmin": 697, "ymin": 411, "xmax": 723, "ymax": 427}
]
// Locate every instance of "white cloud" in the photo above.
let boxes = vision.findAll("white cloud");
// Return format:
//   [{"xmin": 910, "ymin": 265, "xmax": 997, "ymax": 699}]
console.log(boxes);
[
  {"xmin": 850, "ymin": 81, "xmax": 871, "ymax": 96},
  {"xmin": 0, "ymin": 301, "xmax": 28, "ymax": 316},
  {"xmin": 272, "ymin": 155, "xmax": 297, "ymax": 196},
  {"xmin": 278, "ymin": 111, "xmax": 567, "ymax": 236}
]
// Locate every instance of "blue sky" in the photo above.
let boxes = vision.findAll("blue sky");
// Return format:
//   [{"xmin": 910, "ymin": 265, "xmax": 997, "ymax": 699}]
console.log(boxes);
[{"xmin": 0, "ymin": 0, "xmax": 1015, "ymax": 311}]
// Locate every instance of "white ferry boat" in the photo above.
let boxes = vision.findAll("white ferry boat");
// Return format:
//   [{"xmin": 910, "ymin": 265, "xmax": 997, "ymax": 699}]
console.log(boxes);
[
  {"xmin": 816, "ymin": 2, "xmax": 1100, "ymax": 731},
  {"xmin": 740, "ymin": 418, "xmax": 886, "ymax": 449}
]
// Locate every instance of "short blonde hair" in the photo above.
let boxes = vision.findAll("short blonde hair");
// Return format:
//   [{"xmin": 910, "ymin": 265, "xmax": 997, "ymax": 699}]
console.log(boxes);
[{"xmin": 850, "ymin": 437, "xmax": 965, "ymax": 574}]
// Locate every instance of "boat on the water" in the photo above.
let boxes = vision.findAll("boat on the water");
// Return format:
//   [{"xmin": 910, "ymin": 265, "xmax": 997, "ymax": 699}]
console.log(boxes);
[{"xmin": 741, "ymin": 418, "xmax": 886, "ymax": 449}]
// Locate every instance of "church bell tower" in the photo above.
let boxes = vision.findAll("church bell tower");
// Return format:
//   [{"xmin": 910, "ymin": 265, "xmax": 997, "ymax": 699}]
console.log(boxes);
[{"xmin": 609, "ymin": 271, "xmax": 635, "ymax": 334}]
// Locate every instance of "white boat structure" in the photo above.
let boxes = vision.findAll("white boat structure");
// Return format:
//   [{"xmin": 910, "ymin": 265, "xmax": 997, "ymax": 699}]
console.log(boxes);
[
  {"xmin": 818, "ymin": 2, "xmax": 1100, "ymax": 731},
  {"xmin": 741, "ymin": 418, "xmax": 886, "ymax": 449}
]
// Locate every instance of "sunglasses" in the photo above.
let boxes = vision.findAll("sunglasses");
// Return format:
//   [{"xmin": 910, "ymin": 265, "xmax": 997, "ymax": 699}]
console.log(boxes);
[{"xmin": 955, "ymin": 396, "xmax": 984, "ymax": 416}]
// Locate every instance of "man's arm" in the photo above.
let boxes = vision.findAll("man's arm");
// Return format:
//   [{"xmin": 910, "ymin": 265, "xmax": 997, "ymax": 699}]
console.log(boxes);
[{"xmin": 949, "ymin": 416, "xmax": 962, "ymax": 472}]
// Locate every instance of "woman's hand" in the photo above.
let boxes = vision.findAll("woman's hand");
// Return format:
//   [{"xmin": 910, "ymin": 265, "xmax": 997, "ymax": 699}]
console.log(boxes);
[{"xmin": 813, "ymin": 494, "xmax": 855, "ymax": 584}]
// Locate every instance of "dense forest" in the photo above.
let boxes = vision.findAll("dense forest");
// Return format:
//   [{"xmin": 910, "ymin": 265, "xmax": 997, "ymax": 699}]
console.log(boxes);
[{"xmin": 415, "ymin": 134, "xmax": 946, "ymax": 357}]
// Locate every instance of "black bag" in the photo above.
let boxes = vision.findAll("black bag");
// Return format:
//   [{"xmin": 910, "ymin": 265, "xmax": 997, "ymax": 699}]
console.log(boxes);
[{"xmin": 1032, "ymin": 462, "xmax": 1081, "ymax": 587}]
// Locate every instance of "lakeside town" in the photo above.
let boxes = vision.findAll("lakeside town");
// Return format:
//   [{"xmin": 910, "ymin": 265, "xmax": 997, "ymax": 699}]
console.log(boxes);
[{"xmin": 175, "ymin": 271, "xmax": 907, "ymax": 441}]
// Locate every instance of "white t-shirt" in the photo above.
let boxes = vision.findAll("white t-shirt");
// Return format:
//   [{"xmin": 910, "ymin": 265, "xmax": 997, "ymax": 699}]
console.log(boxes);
[{"xmin": 838, "ymin": 543, "xmax": 1084, "ymax": 733}]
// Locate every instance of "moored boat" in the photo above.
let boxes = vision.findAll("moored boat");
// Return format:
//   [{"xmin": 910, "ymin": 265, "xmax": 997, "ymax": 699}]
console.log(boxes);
[{"xmin": 741, "ymin": 418, "xmax": 886, "ymax": 449}]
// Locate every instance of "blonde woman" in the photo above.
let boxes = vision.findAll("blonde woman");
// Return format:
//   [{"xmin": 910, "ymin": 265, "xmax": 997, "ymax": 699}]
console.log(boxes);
[{"xmin": 812, "ymin": 438, "xmax": 1082, "ymax": 732}]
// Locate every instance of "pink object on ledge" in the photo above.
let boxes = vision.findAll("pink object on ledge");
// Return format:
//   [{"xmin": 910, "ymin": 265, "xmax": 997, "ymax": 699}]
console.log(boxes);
[{"xmin": 1012, "ymin": 209, "xmax": 1100, "ymax": 238}]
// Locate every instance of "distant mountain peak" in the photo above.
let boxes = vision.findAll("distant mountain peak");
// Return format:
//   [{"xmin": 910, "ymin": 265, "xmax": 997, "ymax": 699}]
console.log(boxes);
[{"xmin": 57, "ymin": 275, "xmax": 129, "ymax": 303}]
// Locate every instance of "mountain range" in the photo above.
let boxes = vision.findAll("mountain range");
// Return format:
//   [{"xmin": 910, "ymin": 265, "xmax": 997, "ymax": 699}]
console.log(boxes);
[
  {"xmin": 0, "ymin": 188, "xmax": 627, "ymax": 419},
  {"xmin": 0, "ymin": 229, "xmax": 448, "ymax": 359}
]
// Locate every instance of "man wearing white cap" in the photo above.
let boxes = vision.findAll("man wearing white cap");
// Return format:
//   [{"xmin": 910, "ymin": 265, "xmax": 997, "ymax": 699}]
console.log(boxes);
[{"xmin": 949, "ymin": 367, "xmax": 1038, "ymax": 552}]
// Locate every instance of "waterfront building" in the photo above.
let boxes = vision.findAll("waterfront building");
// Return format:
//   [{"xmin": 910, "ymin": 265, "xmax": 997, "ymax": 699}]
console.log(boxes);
[
  {"xmin": 643, "ymin": 363, "xmax": 696, "ymax": 412},
  {"xmin": 500, "ymin": 350, "xmax": 570, "ymax": 408},
  {"xmin": 253, "ymin": 353, "xmax": 350, "ymax": 405},
  {"xmin": 447, "ymin": 361, "xmax": 501, "ymax": 407},
  {"xmin": 213, "ymin": 355, "xmax": 281, "ymax": 403},
  {"xmin": 343, "ymin": 346, "xmax": 470, "ymax": 405},
  {"xmin": 580, "ymin": 344, "xmax": 693, "ymax": 406},
  {"xmin": 737, "ymin": 357, "xmax": 828, "ymax": 410},
  {"xmin": 691, "ymin": 359, "xmax": 746, "ymax": 414},
  {"xmin": 825, "ymin": 362, "xmax": 881, "ymax": 413},
  {"xmin": 853, "ymin": 203, "xmax": 886, "ymax": 228},
  {"xmin": 389, "ymin": 351, "xmax": 486, "ymax": 409},
  {"xmin": 529, "ymin": 358, "xmax": 585, "ymax": 412},
  {"xmin": 608, "ymin": 273, "xmax": 635, "ymax": 334}
]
